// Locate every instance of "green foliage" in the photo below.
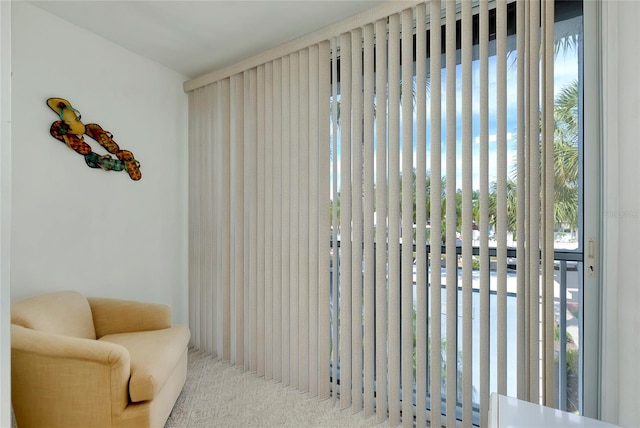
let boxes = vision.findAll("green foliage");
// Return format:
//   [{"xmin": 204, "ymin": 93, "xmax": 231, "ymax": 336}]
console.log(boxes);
[
  {"xmin": 472, "ymin": 256, "xmax": 480, "ymax": 270},
  {"xmin": 554, "ymin": 324, "xmax": 574, "ymax": 344},
  {"xmin": 329, "ymin": 82, "xmax": 580, "ymax": 244},
  {"xmin": 486, "ymin": 80, "xmax": 580, "ymax": 237},
  {"xmin": 566, "ymin": 348, "xmax": 579, "ymax": 376}
]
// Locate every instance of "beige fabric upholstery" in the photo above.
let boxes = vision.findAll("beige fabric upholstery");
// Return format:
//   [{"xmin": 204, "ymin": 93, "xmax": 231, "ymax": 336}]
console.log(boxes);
[
  {"xmin": 11, "ymin": 325, "xmax": 130, "ymax": 427},
  {"xmin": 116, "ymin": 349, "xmax": 188, "ymax": 428},
  {"xmin": 11, "ymin": 291, "xmax": 190, "ymax": 428},
  {"xmin": 11, "ymin": 290, "xmax": 97, "ymax": 339},
  {"xmin": 89, "ymin": 297, "xmax": 172, "ymax": 338},
  {"xmin": 100, "ymin": 326, "xmax": 190, "ymax": 402}
]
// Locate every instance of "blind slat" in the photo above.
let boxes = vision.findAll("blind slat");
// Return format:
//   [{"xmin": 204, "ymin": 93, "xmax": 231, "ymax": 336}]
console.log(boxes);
[
  {"xmin": 243, "ymin": 69, "xmax": 255, "ymax": 371},
  {"xmin": 400, "ymin": 9, "xmax": 415, "ymax": 428},
  {"xmin": 429, "ymin": 1, "xmax": 443, "ymax": 426},
  {"xmin": 461, "ymin": 0, "xmax": 473, "ymax": 424},
  {"xmin": 350, "ymin": 28, "xmax": 364, "ymax": 412},
  {"xmin": 445, "ymin": 1, "xmax": 458, "ymax": 425},
  {"xmin": 210, "ymin": 83, "xmax": 219, "ymax": 357},
  {"xmin": 330, "ymin": 37, "xmax": 340, "ymax": 405},
  {"xmin": 248, "ymin": 69, "xmax": 258, "ymax": 373},
  {"xmin": 318, "ymin": 40, "xmax": 331, "ymax": 401},
  {"xmin": 374, "ymin": 18, "xmax": 389, "ymax": 424},
  {"xmin": 281, "ymin": 56, "xmax": 291, "ymax": 385},
  {"xmin": 232, "ymin": 73, "xmax": 245, "ymax": 367},
  {"xmin": 188, "ymin": 89, "xmax": 199, "ymax": 350},
  {"xmin": 516, "ymin": 0, "xmax": 527, "ymax": 401},
  {"xmin": 289, "ymin": 52, "xmax": 300, "ymax": 388},
  {"xmin": 362, "ymin": 23, "xmax": 376, "ymax": 419},
  {"xmin": 272, "ymin": 58, "xmax": 283, "ymax": 382},
  {"xmin": 339, "ymin": 32, "xmax": 353, "ymax": 410},
  {"xmin": 309, "ymin": 44, "xmax": 320, "ymax": 398},
  {"xmin": 299, "ymin": 48, "xmax": 310, "ymax": 393},
  {"xmin": 479, "ymin": 1, "xmax": 491, "ymax": 425},
  {"xmin": 256, "ymin": 66, "xmax": 266, "ymax": 376},
  {"xmin": 496, "ymin": 0, "xmax": 508, "ymax": 395},
  {"xmin": 528, "ymin": 0, "xmax": 541, "ymax": 401},
  {"xmin": 221, "ymin": 78, "xmax": 232, "ymax": 361},
  {"xmin": 415, "ymin": 4, "xmax": 428, "ymax": 427},
  {"xmin": 264, "ymin": 62, "xmax": 274, "ymax": 379},
  {"xmin": 387, "ymin": 13, "xmax": 401, "ymax": 426}
]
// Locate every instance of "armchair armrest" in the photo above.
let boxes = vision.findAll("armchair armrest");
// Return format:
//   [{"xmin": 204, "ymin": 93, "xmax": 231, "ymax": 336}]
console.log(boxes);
[
  {"xmin": 11, "ymin": 325, "xmax": 131, "ymax": 427},
  {"xmin": 88, "ymin": 297, "xmax": 172, "ymax": 338}
]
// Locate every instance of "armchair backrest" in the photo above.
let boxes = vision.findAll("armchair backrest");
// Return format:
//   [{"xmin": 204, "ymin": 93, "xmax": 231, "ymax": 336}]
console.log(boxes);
[{"xmin": 11, "ymin": 290, "xmax": 97, "ymax": 340}]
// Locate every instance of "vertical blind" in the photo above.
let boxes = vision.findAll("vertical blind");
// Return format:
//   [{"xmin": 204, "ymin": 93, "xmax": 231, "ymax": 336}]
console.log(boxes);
[
  {"xmin": 187, "ymin": 1, "xmax": 556, "ymax": 426},
  {"xmin": 189, "ymin": 42, "xmax": 332, "ymax": 396}
]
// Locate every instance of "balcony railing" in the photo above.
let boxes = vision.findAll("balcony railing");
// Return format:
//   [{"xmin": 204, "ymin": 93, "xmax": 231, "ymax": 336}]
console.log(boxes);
[{"xmin": 329, "ymin": 240, "xmax": 583, "ymax": 424}]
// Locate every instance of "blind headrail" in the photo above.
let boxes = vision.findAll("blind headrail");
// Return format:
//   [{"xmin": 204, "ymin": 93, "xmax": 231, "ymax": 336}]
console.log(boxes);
[{"xmin": 183, "ymin": 0, "xmax": 422, "ymax": 93}]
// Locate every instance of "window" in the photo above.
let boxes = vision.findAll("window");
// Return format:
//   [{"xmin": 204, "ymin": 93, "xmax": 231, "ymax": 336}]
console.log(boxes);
[{"xmin": 329, "ymin": 0, "xmax": 592, "ymax": 424}]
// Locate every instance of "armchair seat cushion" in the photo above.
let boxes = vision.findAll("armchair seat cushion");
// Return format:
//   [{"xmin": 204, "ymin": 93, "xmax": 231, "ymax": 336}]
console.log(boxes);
[{"xmin": 99, "ymin": 325, "xmax": 190, "ymax": 402}]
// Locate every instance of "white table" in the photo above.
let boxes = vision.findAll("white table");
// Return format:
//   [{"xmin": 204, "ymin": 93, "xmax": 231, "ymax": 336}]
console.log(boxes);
[{"xmin": 488, "ymin": 393, "xmax": 621, "ymax": 428}]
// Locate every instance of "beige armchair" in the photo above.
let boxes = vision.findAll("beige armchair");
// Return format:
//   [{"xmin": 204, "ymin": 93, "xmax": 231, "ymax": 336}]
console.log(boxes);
[{"xmin": 11, "ymin": 290, "xmax": 190, "ymax": 428}]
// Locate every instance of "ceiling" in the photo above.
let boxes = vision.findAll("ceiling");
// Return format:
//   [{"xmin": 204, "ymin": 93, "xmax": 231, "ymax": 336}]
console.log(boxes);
[{"xmin": 29, "ymin": 0, "xmax": 385, "ymax": 80}]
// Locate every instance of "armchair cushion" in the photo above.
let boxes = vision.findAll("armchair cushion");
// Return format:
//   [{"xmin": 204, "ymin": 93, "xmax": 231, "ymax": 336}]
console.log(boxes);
[
  {"xmin": 11, "ymin": 290, "xmax": 96, "ymax": 339},
  {"xmin": 99, "ymin": 325, "xmax": 190, "ymax": 402},
  {"xmin": 88, "ymin": 297, "xmax": 172, "ymax": 338}
]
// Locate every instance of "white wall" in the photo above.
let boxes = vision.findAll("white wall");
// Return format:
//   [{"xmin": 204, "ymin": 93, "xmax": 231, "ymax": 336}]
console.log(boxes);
[
  {"xmin": 0, "ymin": 1, "xmax": 11, "ymax": 426},
  {"xmin": 601, "ymin": 1, "xmax": 640, "ymax": 427},
  {"xmin": 10, "ymin": 2, "xmax": 189, "ymax": 324}
]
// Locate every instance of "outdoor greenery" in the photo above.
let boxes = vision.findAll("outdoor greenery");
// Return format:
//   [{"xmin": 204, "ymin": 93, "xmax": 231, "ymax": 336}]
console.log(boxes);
[{"xmin": 330, "ymin": 79, "xmax": 580, "ymax": 245}]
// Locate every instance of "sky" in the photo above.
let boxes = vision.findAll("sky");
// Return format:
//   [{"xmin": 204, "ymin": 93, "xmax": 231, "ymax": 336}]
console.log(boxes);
[{"xmin": 330, "ymin": 17, "xmax": 581, "ymax": 197}]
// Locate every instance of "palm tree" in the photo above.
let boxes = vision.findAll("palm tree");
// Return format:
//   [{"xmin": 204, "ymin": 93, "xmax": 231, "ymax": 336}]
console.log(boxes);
[
  {"xmin": 488, "ymin": 179, "xmax": 519, "ymax": 238},
  {"xmin": 489, "ymin": 80, "xmax": 580, "ymax": 237},
  {"xmin": 553, "ymin": 81, "xmax": 579, "ymax": 231},
  {"xmin": 407, "ymin": 168, "xmax": 447, "ymax": 242}
]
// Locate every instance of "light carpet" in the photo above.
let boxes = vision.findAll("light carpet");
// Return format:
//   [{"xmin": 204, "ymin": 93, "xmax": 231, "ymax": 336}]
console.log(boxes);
[{"xmin": 165, "ymin": 349, "xmax": 385, "ymax": 427}]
